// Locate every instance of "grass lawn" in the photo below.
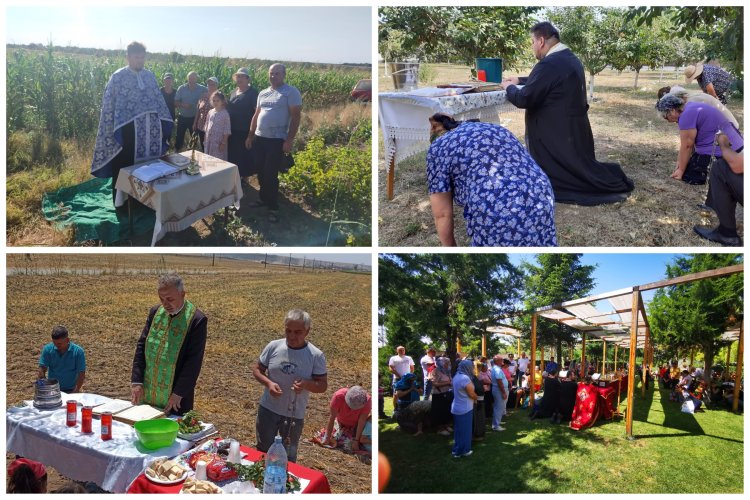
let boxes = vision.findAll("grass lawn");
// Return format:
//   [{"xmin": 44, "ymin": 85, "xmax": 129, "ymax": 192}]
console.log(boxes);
[{"xmin": 379, "ymin": 382, "xmax": 743, "ymax": 493}]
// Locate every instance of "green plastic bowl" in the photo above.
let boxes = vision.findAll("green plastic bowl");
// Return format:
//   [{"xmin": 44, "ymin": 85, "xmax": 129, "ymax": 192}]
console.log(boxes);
[{"xmin": 134, "ymin": 418, "xmax": 179, "ymax": 449}]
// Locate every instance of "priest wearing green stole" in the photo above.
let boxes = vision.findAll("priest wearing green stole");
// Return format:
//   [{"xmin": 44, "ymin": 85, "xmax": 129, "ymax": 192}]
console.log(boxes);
[{"xmin": 131, "ymin": 274, "xmax": 207, "ymax": 415}]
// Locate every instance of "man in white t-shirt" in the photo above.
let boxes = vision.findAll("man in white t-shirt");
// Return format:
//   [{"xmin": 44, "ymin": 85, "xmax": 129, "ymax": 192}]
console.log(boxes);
[
  {"xmin": 508, "ymin": 353, "xmax": 518, "ymax": 383},
  {"xmin": 388, "ymin": 346, "xmax": 414, "ymax": 410},
  {"xmin": 420, "ymin": 347, "xmax": 436, "ymax": 400},
  {"xmin": 517, "ymin": 352, "xmax": 530, "ymax": 387}
]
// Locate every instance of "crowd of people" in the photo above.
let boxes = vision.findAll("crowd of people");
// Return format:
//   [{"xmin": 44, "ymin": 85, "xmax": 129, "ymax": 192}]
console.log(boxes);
[
  {"xmin": 16, "ymin": 273, "xmax": 371, "ymax": 493},
  {"xmin": 92, "ymin": 41, "xmax": 303, "ymax": 223},
  {"xmin": 659, "ymin": 360, "xmax": 743, "ymax": 413}
]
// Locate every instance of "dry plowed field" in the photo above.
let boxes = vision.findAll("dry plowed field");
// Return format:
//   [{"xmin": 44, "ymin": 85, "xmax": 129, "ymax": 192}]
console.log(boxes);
[{"xmin": 6, "ymin": 254, "xmax": 372, "ymax": 493}]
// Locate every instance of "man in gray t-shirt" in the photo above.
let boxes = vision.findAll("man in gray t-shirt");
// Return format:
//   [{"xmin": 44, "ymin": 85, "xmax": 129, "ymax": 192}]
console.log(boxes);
[
  {"xmin": 174, "ymin": 71, "xmax": 207, "ymax": 151},
  {"xmin": 245, "ymin": 63, "xmax": 303, "ymax": 221},
  {"xmin": 252, "ymin": 309, "xmax": 327, "ymax": 462}
]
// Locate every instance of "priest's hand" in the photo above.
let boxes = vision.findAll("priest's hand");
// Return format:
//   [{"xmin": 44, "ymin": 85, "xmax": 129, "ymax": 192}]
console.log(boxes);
[
  {"xmin": 670, "ymin": 165, "xmax": 684, "ymax": 180},
  {"xmin": 131, "ymin": 384, "xmax": 144, "ymax": 405},
  {"xmin": 165, "ymin": 393, "xmax": 183, "ymax": 414},
  {"xmin": 500, "ymin": 77, "xmax": 520, "ymax": 89}
]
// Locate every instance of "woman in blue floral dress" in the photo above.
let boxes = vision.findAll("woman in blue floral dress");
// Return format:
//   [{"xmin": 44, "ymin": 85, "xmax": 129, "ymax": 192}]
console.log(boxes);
[{"xmin": 426, "ymin": 114, "xmax": 557, "ymax": 246}]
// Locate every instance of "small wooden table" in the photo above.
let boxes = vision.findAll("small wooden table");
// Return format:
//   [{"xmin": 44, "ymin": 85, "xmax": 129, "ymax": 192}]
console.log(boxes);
[{"xmin": 114, "ymin": 151, "xmax": 242, "ymax": 245}]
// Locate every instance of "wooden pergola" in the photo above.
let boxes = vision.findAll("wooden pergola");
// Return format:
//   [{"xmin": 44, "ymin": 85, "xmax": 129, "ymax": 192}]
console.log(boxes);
[{"xmin": 496, "ymin": 264, "xmax": 744, "ymax": 439}]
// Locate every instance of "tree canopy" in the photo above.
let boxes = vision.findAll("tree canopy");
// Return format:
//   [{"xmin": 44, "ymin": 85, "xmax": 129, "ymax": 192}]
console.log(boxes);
[
  {"xmin": 648, "ymin": 253, "xmax": 743, "ymax": 378},
  {"xmin": 520, "ymin": 254, "xmax": 597, "ymax": 361},
  {"xmin": 378, "ymin": 6, "xmax": 540, "ymax": 69},
  {"xmin": 378, "ymin": 253, "xmax": 523, "ymax": 364}
]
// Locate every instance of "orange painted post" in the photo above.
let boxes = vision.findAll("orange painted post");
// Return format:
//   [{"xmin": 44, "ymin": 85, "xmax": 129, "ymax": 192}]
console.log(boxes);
[
  {"xmin": 482, "ymin": 334, "xmax": 487, "ymax": 358},
  {"xmin": 625, "ymin": 288, "xmax": 640, "ymax": 438},
  {"xmin": 732, "ymin": 320, "xmax": 744, "ymax": 413},
  {"xmin": 530, "ymin": 314, "xmax": 537, "ymax": 409},
  {"xmin": 580, "ymin": 333, "xmax": 587, "ymax": 378}
]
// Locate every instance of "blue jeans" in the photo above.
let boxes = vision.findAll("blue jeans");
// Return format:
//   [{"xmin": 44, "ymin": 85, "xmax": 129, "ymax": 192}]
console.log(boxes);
[
  {"xmin": 491, "ymin": 386, "xmax": 507, "ymax": 428},
  {"xmin": 451, "ymin": 410, "xmax": 473, "ymax": 456},
  {"xmin": 423, "ymin": 379, "xmax": 433, "ymax": 400}
]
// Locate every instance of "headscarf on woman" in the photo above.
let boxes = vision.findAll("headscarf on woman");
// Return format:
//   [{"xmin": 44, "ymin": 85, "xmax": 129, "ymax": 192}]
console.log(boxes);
[
  {"xmin": 394, "ymin": 372, "xmax": 416, "ymax": 391},
  {"xmin": 436, "ymin": 356, "xmax": 451, "ymax": 377},
  {"xmin": 457, "ymin": 359, "xmax": 475, "ymax": 378}
]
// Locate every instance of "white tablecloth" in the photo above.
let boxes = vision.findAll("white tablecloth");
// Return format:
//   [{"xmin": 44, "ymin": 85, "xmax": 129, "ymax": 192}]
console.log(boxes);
[
  {"xmin": 114, "ymin": 151, "xmax": 243, "ymax": 246},
  {"xmin": 378, "ymin": 90, "xmax": 514, "ymax": 172},
  {"xmin": 6, "ymin": 393, "xmax": 192, "ymax": 493}
]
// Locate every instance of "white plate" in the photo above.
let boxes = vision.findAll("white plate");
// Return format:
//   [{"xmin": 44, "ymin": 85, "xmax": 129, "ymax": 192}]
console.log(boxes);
[{"xmin": 146, "ymin": 470, "xmax": 189, "ymax": 485}]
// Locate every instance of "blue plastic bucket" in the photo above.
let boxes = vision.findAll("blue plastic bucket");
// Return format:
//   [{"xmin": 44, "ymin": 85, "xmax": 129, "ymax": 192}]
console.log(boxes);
[{"xmin": 475, "ymin": 58, "xmax": 503, "ymax": 83}]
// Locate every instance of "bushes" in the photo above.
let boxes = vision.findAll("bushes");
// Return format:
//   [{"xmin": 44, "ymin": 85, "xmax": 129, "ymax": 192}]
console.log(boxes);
[{"xmin": 281, "ymin": 137, "xmax": 371, "ymax": 222}]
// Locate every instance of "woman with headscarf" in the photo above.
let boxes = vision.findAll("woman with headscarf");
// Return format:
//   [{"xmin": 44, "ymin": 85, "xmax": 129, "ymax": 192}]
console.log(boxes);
[
  {"xmin": 473, "ymin": 361, "xmax": 490, "ymax": 439},
  {"xmin": 394, "ymin": 372, "xmax": 420, "ymax": 412},
  {"xmin": 227, "ymin": 67, "xmax": 259, "ymax": 180},
  {"xmin": 426, "ymin": 113, "xmax": 557, "ymax": 247},
  {"xmin": 315, "ymin": 386, "xmax": 371, "ymax": 453},
  {"xmin": 7, "ymin": 458, "xmax": 47, "ymax": 493},
  {"xmin": 451, "ymin": 359, "xmax": 478, "ymax": 458},
  {"xmin": 429, "ymin": 356, "xmax": 453, "ymax": 436},
  {"xmin": 657, "ymin": 85, "xmax": 738, "ymax": 129},
  {"xmin": 656, "ymin": 93, "xmax": 744, "ymax": 185}
]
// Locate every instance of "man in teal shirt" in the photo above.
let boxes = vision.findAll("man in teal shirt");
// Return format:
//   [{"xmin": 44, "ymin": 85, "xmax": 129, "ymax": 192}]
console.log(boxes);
[{"xmin": 38, "ymin": 326, "xmax": 86, "ymax": 393}]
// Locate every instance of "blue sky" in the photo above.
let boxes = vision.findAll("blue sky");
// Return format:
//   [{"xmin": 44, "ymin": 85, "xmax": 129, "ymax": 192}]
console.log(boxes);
[
  {"xmin": 5, "ymin": 6, "xmax": 371, "ymax": 64},
  {"xmin": 508, "ymin": 253, "xmax": 686, "ymax": 305}
]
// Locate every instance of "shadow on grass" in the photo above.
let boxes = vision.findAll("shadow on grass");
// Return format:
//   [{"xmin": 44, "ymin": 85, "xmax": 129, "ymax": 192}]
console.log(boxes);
[{"xmin": 380, "ymin": 403, "xmax": 606, "ymax": 493}]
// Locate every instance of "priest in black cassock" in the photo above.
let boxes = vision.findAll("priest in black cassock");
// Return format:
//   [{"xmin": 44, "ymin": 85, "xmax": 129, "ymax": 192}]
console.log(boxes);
[{"xmin": 500, "ymin": 22, "xmax": 634, "ymax": 206}]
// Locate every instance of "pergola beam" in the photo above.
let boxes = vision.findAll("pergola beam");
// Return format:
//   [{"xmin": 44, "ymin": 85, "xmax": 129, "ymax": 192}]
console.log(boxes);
[{"xmin": 638, "ymin": 264, "xmax": 744, "ymax": 291}]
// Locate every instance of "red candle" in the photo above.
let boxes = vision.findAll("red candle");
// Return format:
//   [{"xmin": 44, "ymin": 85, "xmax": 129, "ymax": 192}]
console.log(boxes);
[
  {"xmin": 101, "ymin": 412, "xmax": 113, "ymax": 440},
  {"xmin": 81, "ymin": 406, "xmax": 93, "ymax": 433},
  {"xmin": 66, "ymin": 400, "xmax": 77, "ymax": 427}
]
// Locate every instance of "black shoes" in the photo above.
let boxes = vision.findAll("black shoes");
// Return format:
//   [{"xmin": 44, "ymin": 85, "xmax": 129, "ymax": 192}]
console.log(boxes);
[{"xmin": 693, "ymin": 226, "xmax": 742, "ymax": 247}]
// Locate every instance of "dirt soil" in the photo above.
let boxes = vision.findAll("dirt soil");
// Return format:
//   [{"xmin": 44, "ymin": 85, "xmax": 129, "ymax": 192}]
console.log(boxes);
[
  {"xmin": 6, "ymin": 254, "xmax": 372, "ymax": 493},
  {"xmin": 378, "ymin": 65, "xmax": 744, "ymax": 247}
]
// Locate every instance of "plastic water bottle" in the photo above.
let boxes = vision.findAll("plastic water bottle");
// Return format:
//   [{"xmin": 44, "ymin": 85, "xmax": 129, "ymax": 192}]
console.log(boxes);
[{"xmin": 263, "ymin": 435, "xmax": 288, "ymax": 494}]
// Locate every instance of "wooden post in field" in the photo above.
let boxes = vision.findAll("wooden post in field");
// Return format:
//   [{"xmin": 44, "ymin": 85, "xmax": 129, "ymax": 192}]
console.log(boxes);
[
  {"xmin": 602, "ymin": 340, "xmax": 607, "ymax": 375},
  {"xmin": 614, "ymin": 344, "xmax": 618, "ymax": 372},
  {"xmin": 530, "ymin": 314, "xmax": 537, "ymax": 409},
  {"xmin": 732, "ymin": 320, "xmax": 744, "ymax": 413},
  {"xmin": 626, "ymin": 288, "xmax": 640, "ymax": 439},
  {"xmin": 642, "ymin": 326, "xmax": 649, "ymax": 397},
  {"xmin": 387, "ymin": 157, "xmax": 395, "ymax": 200},
  {"xmin": 264, "ymin": 253, "xmax": 268, "ymax": 271},
  {"xmin": 517, "ymin": 338, "xmax": 521, "ymax": 358},
  {"xmin": 580, "ymin": 333, "xmax": 587, "ymax": 378}
]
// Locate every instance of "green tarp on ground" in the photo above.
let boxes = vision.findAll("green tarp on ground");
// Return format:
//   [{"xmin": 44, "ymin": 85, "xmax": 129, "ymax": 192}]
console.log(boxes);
[{"xmin": 41, "ymin": 178, "xmax": 155, "ymax": 244}]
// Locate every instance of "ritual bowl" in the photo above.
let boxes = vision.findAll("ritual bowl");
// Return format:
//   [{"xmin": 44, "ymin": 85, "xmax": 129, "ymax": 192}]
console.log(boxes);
[{"xmin": 134, "ymin": 419, "xmax": 179, "ymax": 450}]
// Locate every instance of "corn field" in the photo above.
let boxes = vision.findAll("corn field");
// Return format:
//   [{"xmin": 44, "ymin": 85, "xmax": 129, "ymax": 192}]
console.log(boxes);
[{"xmin": 6, "ymin": 46, "xmax": 369, "ymax": 141}]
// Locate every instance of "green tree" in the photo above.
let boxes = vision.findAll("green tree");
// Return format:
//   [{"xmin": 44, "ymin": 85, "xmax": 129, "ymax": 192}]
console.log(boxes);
[
  {"xmin": 378, "ymin": 7, "xmax": 541, "ymax": 72},
  {"xmin": 520, "ymin": 254, "xmax": 597, "ymax": 363},
  {"xmin": 614, "ymin": 13, "xmax": 672, "ymax": 88},
  {"xmin": 648, "ymin": 254, "xmax": 743, "ymax": 383},
  {"xmin": 378, "ymin": 254, "xmax": 523, "ymax": 371},
  {"xmin": 628, "ymin": 7, "xmax": 743, "ymax": 80},
  {"xmin": 548, "ymin": 7, "xmax": 617, "ymax": 100}
]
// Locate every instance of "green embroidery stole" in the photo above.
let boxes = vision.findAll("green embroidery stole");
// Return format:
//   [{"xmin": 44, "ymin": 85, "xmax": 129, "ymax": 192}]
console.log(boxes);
[{"xmin": 143, "ymin": 301, "xmax": 196, "ymax": 408}]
